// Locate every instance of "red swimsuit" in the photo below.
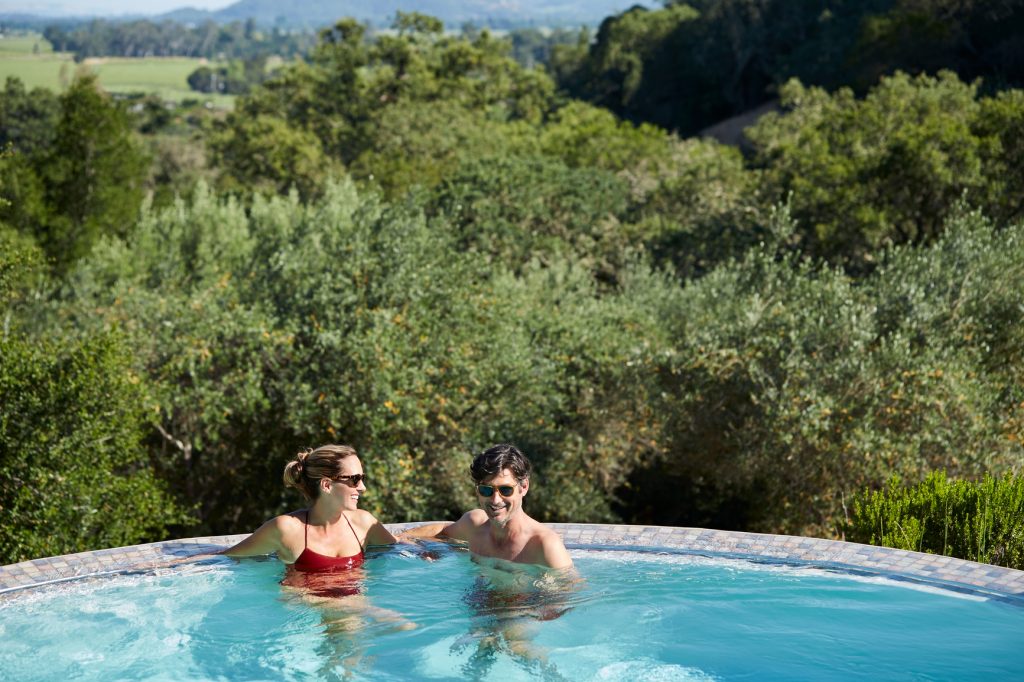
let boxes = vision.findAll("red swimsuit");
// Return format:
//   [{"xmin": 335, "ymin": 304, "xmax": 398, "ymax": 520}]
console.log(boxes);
[
  {"xmin": 282, "ymin": 510, "xmax": 365, "ymax": 597},
  {"xmin": 292, "ymin": 510, "xmax": 365, "ymax": 572}
]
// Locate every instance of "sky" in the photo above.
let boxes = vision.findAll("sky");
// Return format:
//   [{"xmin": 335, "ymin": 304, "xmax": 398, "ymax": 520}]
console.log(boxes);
[{"xmin": 0, "ymin": 1, "xmax": 237, "ymax": 16}]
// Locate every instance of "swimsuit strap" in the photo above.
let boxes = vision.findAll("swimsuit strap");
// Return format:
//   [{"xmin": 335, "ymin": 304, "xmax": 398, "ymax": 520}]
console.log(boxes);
[
  {"xmin": 341, "ymin": 511, "xmax": 363, "ymax": 553},
  {"xmin": 304, "ymin": 510, "xmax": 310, "ymax": 550}
]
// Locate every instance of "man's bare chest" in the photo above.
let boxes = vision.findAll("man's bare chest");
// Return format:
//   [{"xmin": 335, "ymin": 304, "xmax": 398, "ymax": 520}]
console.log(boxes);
[{"xmin": 470, "ymin": 532, "xmax": 534, "ymax": 563}]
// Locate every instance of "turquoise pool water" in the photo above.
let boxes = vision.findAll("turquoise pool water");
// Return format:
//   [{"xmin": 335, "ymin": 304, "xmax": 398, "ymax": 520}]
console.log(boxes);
[{"xmin": 1, "ymin": 546, "xmax": 1022, "ymax": 680}]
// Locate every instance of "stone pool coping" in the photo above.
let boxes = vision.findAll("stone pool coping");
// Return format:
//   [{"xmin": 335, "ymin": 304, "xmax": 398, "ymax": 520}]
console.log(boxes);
[{"xmin": 2, "ymin": 523, "xmax": 1023, "ymax": 602}]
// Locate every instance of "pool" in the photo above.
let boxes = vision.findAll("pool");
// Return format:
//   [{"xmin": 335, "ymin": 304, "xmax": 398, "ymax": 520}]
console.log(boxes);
[{"xmin": 2, "ymin": 524, "xmax": 1023, "ymax": 680}]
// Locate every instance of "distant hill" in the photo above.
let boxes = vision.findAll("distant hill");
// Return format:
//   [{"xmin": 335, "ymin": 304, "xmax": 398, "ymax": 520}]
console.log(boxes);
[
  {"xmin": 0, "ymin": 1, "xmax": 658, "ymax": 34},
  {"xmin": 160, "ymin": 0, "xmax": 655, "ymax": 29}
]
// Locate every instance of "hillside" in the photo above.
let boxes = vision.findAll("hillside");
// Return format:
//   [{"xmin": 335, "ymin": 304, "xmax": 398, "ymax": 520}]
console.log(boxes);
[{"xmin": 163, "ymin": 0, "xmax": 655, "ymax": 28}]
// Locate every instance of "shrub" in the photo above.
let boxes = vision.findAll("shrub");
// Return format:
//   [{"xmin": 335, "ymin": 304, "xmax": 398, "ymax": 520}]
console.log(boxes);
[
  {"xmin": 846, "ymin": 471, "xmax": 1024, "ymax": 569},
  {"xmin": 747, "ymin": 72, "xmax": 1009, "ymax": 271},
  {"xmin": 0, "ymin": 323, "xmax": 190, "ymax": 563},
  {"xmin": 427, "ymin": 155, "xmax": 632, "ymax": 279},
  {"xmin": 627, "ymin": 205, "xmax": 1023, "ymax": 535},
  {"xmin": 46, "ymin": 179, "xmax": 677, "ymax": 533}
]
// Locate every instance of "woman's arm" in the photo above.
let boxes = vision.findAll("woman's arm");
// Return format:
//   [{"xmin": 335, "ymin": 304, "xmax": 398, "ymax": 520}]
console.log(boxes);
[
  {"xmin": 363, "ymin": 513, "xmax": 399, "ymax": 546},
  {"xmin": 222, "ymin": 516, "xmax": 287, "ymax": 557}
]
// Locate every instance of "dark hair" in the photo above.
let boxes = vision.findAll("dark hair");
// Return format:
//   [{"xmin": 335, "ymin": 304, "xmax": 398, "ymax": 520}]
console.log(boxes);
[
  {"xmin": 470, "ymin": 444, "xmax": 532, "ymax": 483},
  {"xmin": 282, "ymin": 444, "xmax": 358, "ymax": 501}
]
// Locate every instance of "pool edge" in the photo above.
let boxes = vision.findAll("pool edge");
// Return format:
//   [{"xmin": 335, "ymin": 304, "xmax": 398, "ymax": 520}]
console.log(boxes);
[{"xmin": 2, "ymin": 523, "xmax": 1023, "ymax": 601}]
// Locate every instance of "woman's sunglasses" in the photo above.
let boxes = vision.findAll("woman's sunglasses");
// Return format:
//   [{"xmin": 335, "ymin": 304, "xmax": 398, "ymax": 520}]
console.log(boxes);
[
  {"xmin": 476, "ymin": 484, "xmax": 516, "ymax": 497},
  {"xmin": 333, "ymin": 474, "xmax": 367, "ymax": 487}
]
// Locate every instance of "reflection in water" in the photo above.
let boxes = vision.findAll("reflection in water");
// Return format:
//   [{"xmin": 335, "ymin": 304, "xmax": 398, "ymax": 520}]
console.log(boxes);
[
  {"xmin": 456, "ymin": 559, "xmax": 583, "ymax": 681},
  {"xmin": 278, "ymin": 557, "xmax": 416, "ymax": 680},
  {"xmin": 281, "ymin": 564, "xmax": 364, "ymax": 599}
]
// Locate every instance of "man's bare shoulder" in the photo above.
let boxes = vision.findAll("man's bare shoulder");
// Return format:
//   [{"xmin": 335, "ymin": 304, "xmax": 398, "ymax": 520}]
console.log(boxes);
[
  {"xmin": 463, "ymin": 508, "xmax": 490, "ymax": 525},
  {"xmin": 527, "ymin": 522, "xmax": 566, "ymax": 547},
  {"xmin": 529, "ymin": 522, "xmax": 573, "ymax": 569},
  {"xmin": 440, "ymin": 509, "xmax": 488, "ymax": 542}
]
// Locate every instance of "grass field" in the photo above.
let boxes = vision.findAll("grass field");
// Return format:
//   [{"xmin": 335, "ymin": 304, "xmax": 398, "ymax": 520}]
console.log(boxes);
[
  {"xmin": 0, "ymin": 32, "xmax": 233, "ymax": 107},
  {"xmin": 0, "ymin": 33, "xmax": 53, "ymax": 55}
]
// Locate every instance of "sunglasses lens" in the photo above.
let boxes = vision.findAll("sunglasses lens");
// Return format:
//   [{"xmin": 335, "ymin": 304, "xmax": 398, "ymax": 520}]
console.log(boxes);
[{"xmin": 477, "ymin": 484, "xmax": 515, "ymax": 496}]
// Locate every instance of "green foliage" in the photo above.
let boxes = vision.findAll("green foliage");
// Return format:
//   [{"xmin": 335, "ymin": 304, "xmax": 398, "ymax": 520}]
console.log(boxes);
[
  {"xmin": 0, "ymin": 77, "xmax": 57, "ymax": 243},
  {"xmin": 556, "ymin": 0, "xmax": 1024, "ymax": 135},
  {"xmin": 47, "ymin": 180, "xmax": 674, "ymax": 533},
  {"xmin": 347, "ymin": 101, "xmax": 535, "ymax": 198},
  {"xmin": 210, "ymin": 113, "xmax": 339, "ymax": 197},
  {"xmin": 847, "ymin": 472, "xmax": 1024, "ymax": 569},
  {"xmin": 214, "ymin": 17, "xmax": 557, "ymax": 198},
  {"xmin": 631, "ymin": 136, "xmax": 765, "ymax": 279},
  {"xmin": 538, "ymin": 101, "xmax": 675, "ymax": 174},
  {"xmin": 41, "ymin": 74, "xmax": 149, "ymax": 271},
  {"xmin": 506, "ymin": 27, "xmax": 585, "ymax": 70},
  {"xmin": 0, "ymin": 225, "xmax": 44, "ymax": 309},
  {"xmin": 974, "ymin": 88, "xmax": 1024, "ymax": 225},
  {"xmin": 426, "ymin": 155, "xmax": 633, "ymax": 277},
  {"xmin": 0, "ymin": 75, "xmax": 149, "ymax": 273},
  {"xmin": 0, "ymin": 332, "xmax": 192, "ymax": 564},
  {"xmin": 747, "ymin": 71, "xmax": 1023, "ymax": 270},
  {"xmin": 0, "ymin": 144, "xmax": 49, "ymax": 240},
  {"xmin": 43, "ymin": 18, "xmax": 314, "ymax": 61},
  {"xmin": 628, "ymin": 205, "xmax": 1023, "ymax": 534},
  {"xmin": 0, "ymin": 245, "xmax": 189, "ymax": 563},
  {"xmin": 0, "ymin": 76, "xmax": 59, "ymax": 155},
  {"xmin": 9, "ymin": 8, "xmax": 1024, "ymax": 554},
  {"xmin": 187, "ymin": 56, "xmax": 269, "ymax": 95},
  {"xmin": 582, "ymin": 3, "xmax": 699, "ymax": 113}
]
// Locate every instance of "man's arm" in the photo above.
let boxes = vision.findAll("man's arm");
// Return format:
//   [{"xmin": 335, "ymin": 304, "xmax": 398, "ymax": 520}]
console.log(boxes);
[
  {"xmin": 399, "ymin": 521, "xmax": 454, "ymax": 540},
  {"xmin": 538, "ymin": 531, "xmax": 573, "ymax": 570},
  {"xmin": 399, "ymin": 510, "xmax": 484, "ymax": 543}
]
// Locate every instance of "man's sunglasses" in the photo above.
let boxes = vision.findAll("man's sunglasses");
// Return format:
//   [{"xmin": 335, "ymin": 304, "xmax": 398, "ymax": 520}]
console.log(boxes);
[
  {"xmin": 333, "ymin": 474, "xmax": 367, "ymax": 487},
  {"xmin": 476, "ymin": 483, "xmax": 516, "ymax": 497}
]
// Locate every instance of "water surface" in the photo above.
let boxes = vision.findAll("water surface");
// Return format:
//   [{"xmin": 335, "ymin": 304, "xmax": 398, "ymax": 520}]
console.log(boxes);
[{"xmin": 1, "ymin": 546, "xmax": 1022, "ymax": 680}]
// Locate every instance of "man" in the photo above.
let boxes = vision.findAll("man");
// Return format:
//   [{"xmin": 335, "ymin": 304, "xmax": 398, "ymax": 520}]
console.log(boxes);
[{"xmin": 404, "ymin": 444, "xmax": 573, "ymax": 570}]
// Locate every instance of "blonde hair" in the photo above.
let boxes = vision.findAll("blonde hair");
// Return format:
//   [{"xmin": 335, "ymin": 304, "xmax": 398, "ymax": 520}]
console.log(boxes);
[{"xmin": 282, "ymin": 444, "xmax": 358, "ymax": 501}]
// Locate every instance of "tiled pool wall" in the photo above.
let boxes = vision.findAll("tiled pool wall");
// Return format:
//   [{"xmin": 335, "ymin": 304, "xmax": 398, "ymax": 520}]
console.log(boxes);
[{"xmin": 2, "ymin": 523, "xmax": 1023, "ymax": 601}]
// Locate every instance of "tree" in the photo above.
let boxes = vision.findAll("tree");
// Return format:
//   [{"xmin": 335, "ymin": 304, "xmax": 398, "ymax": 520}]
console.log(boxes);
[
  {"xmin": 210, "ymin": 113, "xmax": 340, "ymax": 197},
  {"xmin": 46, "ymin": 179, "xmax": 677, "ymax": 532},
  {"xmin": 0, "ymin": 244, "xmax": 189, "ymax": 563},
  {"xmin": 553, "ymin": 0, "xmax": 1024, "ymax": 135},
  {"xmin": 41, "ymin": 74, "xmax": 149, "ymax": 272},
  {"xmin": 216, "ymin": 15, "xmax": 557, "ymax": 198},
  {"xmin": 747, "ymin": 71, "xmax": 995, "ymax": 270},
  {"xmin": 0, "ymin": 77, "xmax": 59, "ymax": 156},
  {"xmin": 427, "ymin": 155, "xmax": 633, "ymax": 279}
]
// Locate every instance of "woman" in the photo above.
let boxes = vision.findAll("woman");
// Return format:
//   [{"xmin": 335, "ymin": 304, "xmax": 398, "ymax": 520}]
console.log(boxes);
[{"xmin": 224, "ymin": 443, "xmax": 397, "ymax": 596}]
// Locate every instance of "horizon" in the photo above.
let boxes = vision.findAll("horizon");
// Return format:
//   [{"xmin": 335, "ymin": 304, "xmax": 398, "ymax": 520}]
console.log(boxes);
[
  {"xmin": 1, "ymin": 1, "xmax": 660, "ymax": 19},
  {"xmin": 0, "ymin": 1, "xmax": 236, "ymax": 16}
]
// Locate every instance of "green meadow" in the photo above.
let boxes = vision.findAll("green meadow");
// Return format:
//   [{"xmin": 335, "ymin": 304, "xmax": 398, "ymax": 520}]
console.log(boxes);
[
  {"xmin": 0, "ymin": 32, "xmax": 233, "ymax": 106},
  {"xmin": 0, "ymin": 32, "xmax": 53, "ymax": 54}
]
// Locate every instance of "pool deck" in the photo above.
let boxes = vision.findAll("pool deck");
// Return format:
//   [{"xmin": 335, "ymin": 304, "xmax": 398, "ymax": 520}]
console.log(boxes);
[{"xmin": 2, "ymin": 523, "xmax": 1024, "ymax": 602}]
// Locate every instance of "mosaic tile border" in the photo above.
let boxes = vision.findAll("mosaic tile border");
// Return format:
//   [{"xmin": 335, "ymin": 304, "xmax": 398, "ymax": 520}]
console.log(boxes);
[{"xmin": 2, "ymin": 524, "xmax": 1023, "ymax": 601}]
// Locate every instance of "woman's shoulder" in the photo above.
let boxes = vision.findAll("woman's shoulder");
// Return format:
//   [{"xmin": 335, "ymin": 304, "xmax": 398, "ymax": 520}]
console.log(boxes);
[
  {"xmin": 347, "ymin": 508, "xmax": 379, "ymax": 528},
  {"xmin": 266, "ymin": 510, "xmax": 307, "ymax": 534}
]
